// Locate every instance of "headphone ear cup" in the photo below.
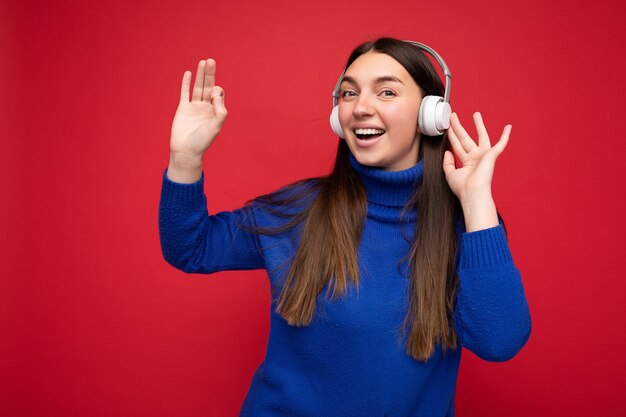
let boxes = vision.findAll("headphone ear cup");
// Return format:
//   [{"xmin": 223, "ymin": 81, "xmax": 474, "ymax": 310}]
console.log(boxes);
[
  {"xmin": 329, "ymin": 105, "xmax": 345, "ymax": 139},
  {"xmin": 419, "ymin": 95, "xmax": 451, "ymax": 136}
]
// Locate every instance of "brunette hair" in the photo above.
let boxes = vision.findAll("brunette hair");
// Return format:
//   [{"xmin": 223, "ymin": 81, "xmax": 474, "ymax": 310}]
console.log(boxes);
[{"xmin": 242, "ymin": 38, "xmax": 463, "ymax": 361}]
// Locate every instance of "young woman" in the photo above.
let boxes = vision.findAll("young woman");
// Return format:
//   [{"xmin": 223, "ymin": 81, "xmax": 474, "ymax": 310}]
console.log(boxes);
[{"xmin": 159, "ymin": 37, "xmax": 531, "ymax": 417}]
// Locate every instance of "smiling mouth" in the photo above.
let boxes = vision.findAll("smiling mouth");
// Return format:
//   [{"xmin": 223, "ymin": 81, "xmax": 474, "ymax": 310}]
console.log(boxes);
[{"xmin": 354, "ymin": 128, "xmax": 386, "ymax": 140}]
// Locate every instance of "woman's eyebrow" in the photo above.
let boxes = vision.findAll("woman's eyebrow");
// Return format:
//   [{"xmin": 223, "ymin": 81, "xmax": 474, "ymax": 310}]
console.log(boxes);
[{"xmin": 340, "ymin": 75, "xmax": 404, "ymax": 85}]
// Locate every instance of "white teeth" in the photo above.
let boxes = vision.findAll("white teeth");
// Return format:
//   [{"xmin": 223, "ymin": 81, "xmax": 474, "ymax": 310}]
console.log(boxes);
[{"xmin": 354, "ymin": 128, "xmax": 385, "ymax": 135}]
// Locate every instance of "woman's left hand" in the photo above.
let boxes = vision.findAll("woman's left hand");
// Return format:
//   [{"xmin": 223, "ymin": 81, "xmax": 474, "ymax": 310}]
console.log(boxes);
[{"xmin": 443, "ymin": 112, "xmax": 511, "ymax": 206}]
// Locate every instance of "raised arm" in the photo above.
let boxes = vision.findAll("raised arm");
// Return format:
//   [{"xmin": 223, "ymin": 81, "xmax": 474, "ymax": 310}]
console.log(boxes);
[
  {"xmin": 159, "ymin": 59, "xmax": 265, "ymax": 274},
  {"xmin": 444, "ymin": 112, "xmax": 531, "ymax": 361}
]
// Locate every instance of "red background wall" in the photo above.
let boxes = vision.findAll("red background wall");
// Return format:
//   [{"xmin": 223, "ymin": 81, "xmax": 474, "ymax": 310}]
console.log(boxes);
[{"xmin": 2, "ymin": 0, "xmax": 625, "ymax": 415}]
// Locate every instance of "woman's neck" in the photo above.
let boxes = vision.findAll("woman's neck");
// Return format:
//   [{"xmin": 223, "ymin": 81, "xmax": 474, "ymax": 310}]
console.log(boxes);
[{"xmin": 348, "ymin": 152, "xmax": 424, "ymax": 209}]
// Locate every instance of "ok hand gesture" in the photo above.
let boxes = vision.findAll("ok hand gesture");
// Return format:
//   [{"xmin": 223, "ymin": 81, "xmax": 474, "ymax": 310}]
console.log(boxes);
[{"xmin": 170, "ymin": 59, "xmax": 228, "ymax": 164}]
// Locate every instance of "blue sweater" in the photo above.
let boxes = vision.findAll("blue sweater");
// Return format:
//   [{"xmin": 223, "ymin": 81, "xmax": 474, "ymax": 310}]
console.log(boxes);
[{"xmin": 158, "ymin": 153, "xmax": 531, "ymax": 417}]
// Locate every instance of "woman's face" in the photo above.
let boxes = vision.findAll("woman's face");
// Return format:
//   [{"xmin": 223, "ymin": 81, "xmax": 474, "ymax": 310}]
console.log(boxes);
[{"xmin": 338, "ymin": 51, "xmax": 423, "ymax": 171}]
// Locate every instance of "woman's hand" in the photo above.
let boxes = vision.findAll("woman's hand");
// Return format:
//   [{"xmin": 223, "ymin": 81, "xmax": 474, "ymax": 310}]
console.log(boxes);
[
  {"xmin": 170, "ymin": 59, "xmax": 228, "ymax": 166},
  {"xmin": 442, "ymin": 112, "xmax": 512, "ymax": 231},
  {"xmin": 166, "ymin": 59, "xmax": 227, "ymax": 183}
]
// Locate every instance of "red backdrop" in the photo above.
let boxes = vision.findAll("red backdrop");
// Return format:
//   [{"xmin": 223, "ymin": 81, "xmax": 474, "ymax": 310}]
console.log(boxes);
[{"xmin": 2, "ymin": 0, "xmax": 625, "ymax": 415}]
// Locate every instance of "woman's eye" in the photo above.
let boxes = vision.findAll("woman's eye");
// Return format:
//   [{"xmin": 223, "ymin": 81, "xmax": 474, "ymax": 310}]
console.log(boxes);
[
  {"xmin": 341, "ymin": 90, "xmax": 356, "ymax": 98},
  {"xmin": 380, "ymin": 90, "xmax": 396, "ymax": 97}
]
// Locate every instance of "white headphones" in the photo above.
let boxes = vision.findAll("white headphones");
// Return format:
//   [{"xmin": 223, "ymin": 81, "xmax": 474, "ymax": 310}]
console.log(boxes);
[{"xmin": 329, "ymin": 40, "xmax": 452, "ymax": 138}]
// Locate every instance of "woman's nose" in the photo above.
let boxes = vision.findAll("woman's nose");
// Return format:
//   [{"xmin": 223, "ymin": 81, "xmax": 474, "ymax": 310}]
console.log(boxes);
[{"xmin": 353, "ymin": 94, "xmax": 375, "ymax": 117}]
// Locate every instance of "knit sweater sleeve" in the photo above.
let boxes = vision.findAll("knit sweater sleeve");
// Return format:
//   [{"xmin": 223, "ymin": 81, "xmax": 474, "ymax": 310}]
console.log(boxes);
[
  {"xmin": 158, "ymin": 168, "xmax": 265, "ymax": 274},
  {"xmin": 453, "ymin": 224, "xmax": 532, "ymax": 362}
]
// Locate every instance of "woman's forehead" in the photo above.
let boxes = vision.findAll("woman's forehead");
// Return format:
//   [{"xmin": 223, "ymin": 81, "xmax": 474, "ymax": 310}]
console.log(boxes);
[{"xmin": 343, "ymin": 52, "xmax": 414, "ymax": 85}]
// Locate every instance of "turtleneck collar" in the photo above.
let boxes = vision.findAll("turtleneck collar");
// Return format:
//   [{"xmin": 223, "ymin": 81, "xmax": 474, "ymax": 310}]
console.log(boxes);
[{"xmin": 349, "ymin": 152, "xmax": 424, "ymax": 208}]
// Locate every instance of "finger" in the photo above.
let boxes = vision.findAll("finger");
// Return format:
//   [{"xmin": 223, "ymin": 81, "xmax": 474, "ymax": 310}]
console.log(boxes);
[
  {"xmin": 442, "ymin": 150, "xmax": 456, "ymax": 176},
  {"xmin": 212, "ymin": 93, "xmax": 228, "ymax": 120},
  {"xmin": 450, "ymin": 113, "xmax": 478, "ymax": 153},
  {"xmin": 492, "ymin": 124, "xmax": 512, "ymax": 155},
  {"xmin": 447, "ymin": 124, "xmax": 467, "ymax": 159},
  {"xmin": 202, "ymin": 59, "xmax": 216, "ymax": 102},
  {"xmin": 208, "ymin": 86, "xmax": 227, "ymax": 116},
  {"xmin": 191, "ymin": 60, "xmax": 206, "ymax": 102},
  {"xmin": 179, "ymin": 70, "xmax": 192, "ymax": 104},
  {"xmin": 473, "ymin": 112, "xmax": 491, "ymax": 148},
  {"xmin": 209, "ymin": 86, "xmax": 224, "ymax": 101}
]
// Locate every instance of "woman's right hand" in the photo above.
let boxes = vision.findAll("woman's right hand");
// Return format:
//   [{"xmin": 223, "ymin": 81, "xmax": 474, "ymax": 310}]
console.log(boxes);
[{"xmin": 169, "ymin": 59, "xmax": 228, "ymax": 165}]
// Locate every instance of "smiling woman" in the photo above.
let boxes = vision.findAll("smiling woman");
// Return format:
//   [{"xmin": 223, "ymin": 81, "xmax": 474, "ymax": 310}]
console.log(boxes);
[{"xmin": 159, "ymin": 37, "xmax": 531, "ymax": 417}]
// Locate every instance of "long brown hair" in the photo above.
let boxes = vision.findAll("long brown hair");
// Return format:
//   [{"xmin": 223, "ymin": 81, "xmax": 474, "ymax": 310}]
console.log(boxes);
[{"xmin": 241, "ymin": 38, "xmax": 462, "ymax": 361}]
